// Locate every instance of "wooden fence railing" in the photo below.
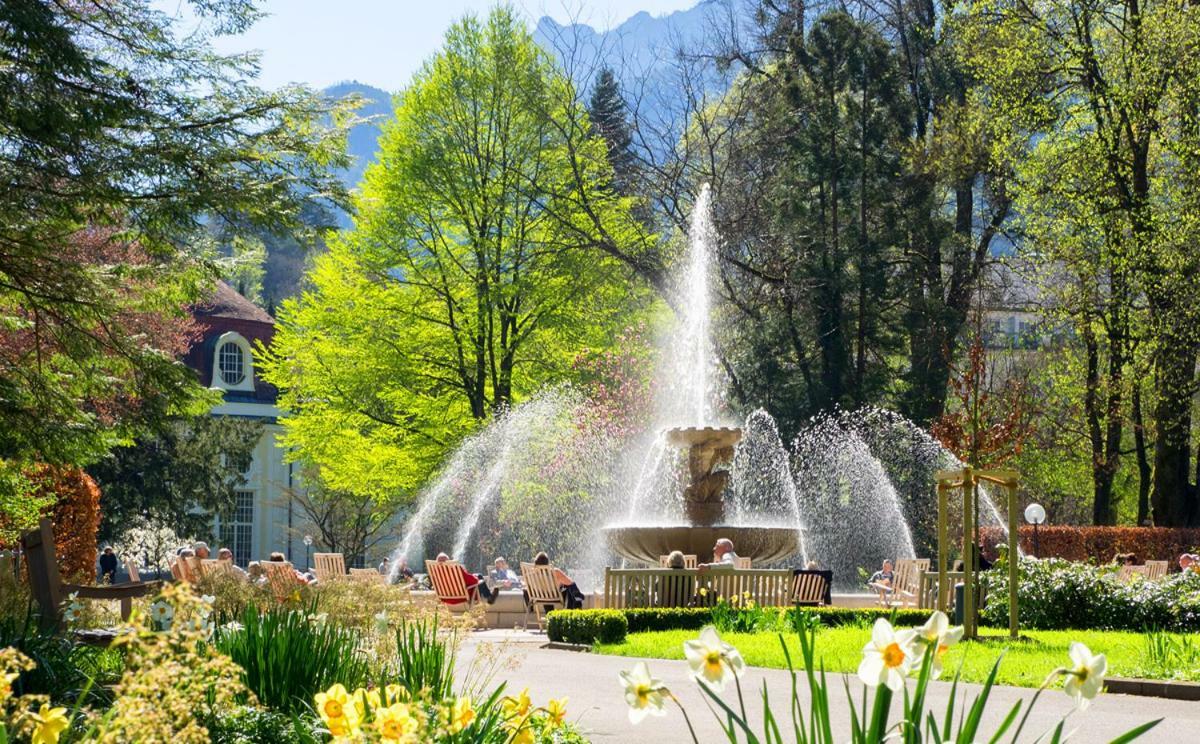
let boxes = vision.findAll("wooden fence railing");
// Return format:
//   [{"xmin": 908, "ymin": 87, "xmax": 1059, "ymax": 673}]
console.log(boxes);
[{"xmin": 602, "ymin": 567, "xmax": 795, "ymax": 609}]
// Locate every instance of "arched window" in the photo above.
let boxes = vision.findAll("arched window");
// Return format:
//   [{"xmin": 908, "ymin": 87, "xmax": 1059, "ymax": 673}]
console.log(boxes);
[
  {"xmin": 210, "ymin": 331, "xmax": 254, "ymax": 392},
  {"xmin": 218, "ymin": 341, "xmax": 245, "ymax": 385}
]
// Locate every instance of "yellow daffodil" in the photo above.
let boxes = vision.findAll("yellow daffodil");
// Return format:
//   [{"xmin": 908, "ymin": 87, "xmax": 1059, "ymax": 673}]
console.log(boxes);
[
  {"xmin": 29, "ymin": 703, "xmax": 70, "ymax": 744},
  {"xmin": 376, "ymin": 702, "xmax": 419, "ymax": 742},
  {"xmin": 1064, "ymin": 642, "xmax": 1107, "ymax": 709},
  {"xmin": 683, "ymin": 625, "xmax": 746, "ymax": 691},
  {"xmin": 383, "ymin": 683, "xmax": 408, "ymax": 705},
  {"xmin": 913, "ymin": 611, "xmax": 964, "ymax": 679},
  {"xmin": 698, "ymin": 587, "xmax": 708, "ymax": 597},
  {"xmin": 546, "ymin": 696, "xmax": 568, "ymax": 729},
  {"xmin": 502, "ymin": 687, "xmax": 532, "ymax": 718},
  {"xmin": 352, "ymin": 687, "xmax": 381, "ymax": 719},
  {"xmin": 315, "ymin": 683, "xmax": 357, "ymax": 735},
  {"xmin": 447, "ymin": 697, "xmax": 475, "ymax": 733},
  {"xmin": 858, "ymin": 618, "xmax": 917, "ymax": 692},
  {"xmin": 619, "ymin": 661, "xmax": 668, "ymax": 723}
]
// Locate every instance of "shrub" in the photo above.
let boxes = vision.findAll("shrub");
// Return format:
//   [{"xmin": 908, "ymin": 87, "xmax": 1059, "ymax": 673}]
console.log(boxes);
[
  {"xmin": 980, "ymin": 556, "xmax": 1200, "ymax": 631},
  {"xmin": 204, "ymin": 706, "xmax": 317, "ymax": 744},
  {"xmin": 980, "ymin": 525, "xmax": 1200, "ymax": 564},
  {"xmin": 213, "ymin": 603, "xmax": 372, "ymax": 713},
  {"xmin": 27, "ymin": 465, "xmax": 101, "ymax": 582},
  {"xmin": 546, "ymin": 609, "xmax": 628, "ymax": 644}
]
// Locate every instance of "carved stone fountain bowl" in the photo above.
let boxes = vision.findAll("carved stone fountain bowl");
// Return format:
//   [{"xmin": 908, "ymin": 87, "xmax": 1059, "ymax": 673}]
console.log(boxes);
[
  {"xmin": 602, "ymin": 524, "xmax": 801, "ymax": 566},
  {"xmin": 664, "ymin": 426, "xmax": 743, "ymax": 450}
]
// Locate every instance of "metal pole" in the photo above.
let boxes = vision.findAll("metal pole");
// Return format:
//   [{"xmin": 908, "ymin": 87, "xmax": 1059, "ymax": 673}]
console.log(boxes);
[{"xmin": 1008, "ymin": 481, "xmax": 1019, "ymax": 639}]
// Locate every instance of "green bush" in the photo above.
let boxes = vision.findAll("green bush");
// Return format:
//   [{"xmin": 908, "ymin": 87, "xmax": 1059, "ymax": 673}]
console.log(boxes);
[
  {"xmin": 546, "ymin": 609, "xmax": 628, "ymax": 644},
  {"xmin": 205, "ymin": 706, "xmax": 317, "ymax": 744},
  {"xmin": 213, "ymin": 604, "xmax": 372, "ymax": 713},
  {"xmin": 624, "ymin": 607, "xmax": 712, "ymax": 633},
  {"xmin": 981, "ymin": 556, "xmax": 1200, "ymax": 631}
]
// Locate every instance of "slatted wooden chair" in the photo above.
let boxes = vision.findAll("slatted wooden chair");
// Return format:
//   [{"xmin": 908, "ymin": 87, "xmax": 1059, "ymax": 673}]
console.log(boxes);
[
  {"xmin": 312, "ymin": 553, "xmax": 347, "ymax": 583},
  {"xmin": 126, "ymin": 559, "xmax": 141, "ymax": 583},
  {"xmin": 349, "ymin": 567, "xmax": 385, "ymax": 584},
  {"xmin": 1117, "ymin": 564, "xmax": 1149, "ymax": 583},
  {"xmin": 790, "ymin": 569, "xmax": 832, "ymax": 607},
  {"xmin": 262, "ymin": 560, "xmax": 302, "ymax": 601},
  {"xmin": 425, "ymin": 560, "xmax": 478, "ymax": 610},
  {"xmin": 734, "ymin": 556, "xmax": 752, "ymax": 569},
  {"xmin": 891, "ymin": 559, "xmax": 929, "ymax": 607},
  {"xmin": 520, "ymin": 562, "xmax": 564, "ymax": 631},
  {"xmin": 1144, "ymin": 560, "xmax": 1169, "ymax": 581},
  {"xmin": 20, "ymin": 518, "xmax": 161, "ymax": 632},
  {"xmin": 658, "ymin": 554, "xmax": 698, "ymax": 569}
]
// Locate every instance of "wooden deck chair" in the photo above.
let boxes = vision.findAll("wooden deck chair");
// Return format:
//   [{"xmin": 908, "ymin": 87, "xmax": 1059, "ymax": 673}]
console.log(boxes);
[
  {"xmin": 125, "ymin": 559, "xmax": 141, "ymax": 583},
  {"xmin": 349, "ymin": 567, "xmax": 385, "ymax": 584},
  {"xmin": 425, "ymin": 560, "xmax": 478, "ymax": 610},
  {"xmin": 1144, "ymin": 560, "xmax": 1169, "ymax": 580},
  {"xmin": 889, "ymin": 559, "xmax": 929, "ymax": 607},
  {"xmin": 313, "ymin": 553, "xmax": 347, "ymax": 583},
  {"xmin": 1117, "ymin": 564, "xmax": 1148, "ymax": 583},
  {"xmin": 734, "ymin": 556, "xmax": 752, "ymax": 569},
  {"xmin": 520, "ymin": 563, "xmax": 564, "ymax": 632},
  {"xmin": 790, "ymin": 570, "xmax": 832, "ymax": 607},
  {"xmin": 262, "ymin": 560, "xmax": 301, "ymax": 601},
  {"xmin": 198, "ymin": 558, "xmax": 223, "ymax": 579},
  {"xmin": 19, "ymin": 518, "xmax": 161, "ymax": 631},
  {"xmin": 658, "ymin": 554, "xmax": 698, "ymax": 569}
]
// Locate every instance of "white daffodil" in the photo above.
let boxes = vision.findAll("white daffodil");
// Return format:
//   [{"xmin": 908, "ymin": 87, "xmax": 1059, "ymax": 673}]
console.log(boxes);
[
  {"xmin": 858, "ymin": 618, "xmax": 918, "ymax": 692},
  {"xmin": 200, "ymin": 594, "xmax": 216, "ymax": 606},
  {"xmin": 913, "ymin": 611, "xmax": 964, "ymax": 679},
  {"xmin": 1064, "ymin": 642, "xmax": 1107, "ymax": 709},
  {"xmin": 374, "ymin": 610, "xmax": 389, "ymax": 632},
  {"xmin": 619, "ymin": 661, "xmax": 668, "ymax": 723},
  {"xmin": 683, "ymin": 625, "xmax": 747, "ymax": 692},
  {"xmin": 149, "ymin": 599, "xmax": 174, "ymax": 630}
]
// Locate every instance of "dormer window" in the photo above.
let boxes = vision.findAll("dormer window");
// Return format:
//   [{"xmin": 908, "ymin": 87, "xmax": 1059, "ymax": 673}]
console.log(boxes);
[{"xmin": 211, "ymin": 331, "xmax": 255, "ymax": 392}]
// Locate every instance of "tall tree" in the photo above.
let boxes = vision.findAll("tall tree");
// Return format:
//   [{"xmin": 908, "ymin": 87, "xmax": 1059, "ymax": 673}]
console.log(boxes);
[
  {"xmin": 589, "ymin": 67, "xmax": 638, "ymax": 194},
  {"xmin": 0, "ymin": 1, "xmax": 350, "ymax": 485},
  {"xmin": 263, "ymin": 7, "xmax": 649, "ymax": 499}
]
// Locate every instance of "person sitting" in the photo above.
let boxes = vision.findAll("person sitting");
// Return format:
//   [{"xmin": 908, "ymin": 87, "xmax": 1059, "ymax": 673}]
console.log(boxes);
[
  {"xmin": 533, "ymin": 552, "xmax": 585, "ymax": 609},
  {"xmin": 666, "ymin": 550, "xmax": 687, "ymax": 570},
  {"xmin": 394, "ymin": 558, "xmax": 415, "ymax": 581},
  {"xmin": 192, "ymin": 541, "xmax": 211, "ymax": 560},
  {"xmin": 268, "ymin": 551, "xmax": 311, "ymax": 584},
  {"xmin": 1180, "ymin": 553, "xmax": 1196, "ymax": 573},
  {"xmin": 868, "ymin": 559, "xmax": 895, "ymax": 601},
  {"xmin": 488, "ymin": 557, "xmax": 521, "ymax": 591},
  {"xmin": 247, "ymin": 561, "xmax": 266, "ymax": 585},
  {"xmin": 216, "ymin": 548, "xmax": 248, "ymax": 578},
  {"xmin": 697, "ymin": 539, "xmax": 738, "ymax": 572},
  {"xmin": 434, "ymin": 553, "xmax": 496, "ymax": 605},
  {"xmin": 98, "ymin": 546, "xmax": 118, "ymax": 584}
]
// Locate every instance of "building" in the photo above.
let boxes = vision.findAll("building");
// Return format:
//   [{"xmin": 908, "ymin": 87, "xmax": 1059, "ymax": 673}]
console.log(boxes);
[{"xmin": 182, "ymin": 282, "xmax": 303, "ymax": 566}]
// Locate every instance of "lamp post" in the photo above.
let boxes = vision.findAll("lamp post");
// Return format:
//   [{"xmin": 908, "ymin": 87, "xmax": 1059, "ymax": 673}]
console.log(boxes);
[
  {"xmin": 303, "ymin": 534, "xmax": 313, "ymax": 570},
  {"xmin": 1024, "ymin": 503, "xmax": 1046, "ymax": 557}
]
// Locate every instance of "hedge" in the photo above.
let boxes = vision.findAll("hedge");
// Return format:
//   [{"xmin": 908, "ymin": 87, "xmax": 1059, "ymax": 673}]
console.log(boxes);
[
  {"xmin": 548, "ymin": 605, "xmax": 939, "ymax": 645},
  {"xmin": 980, "ymin": 525, "xmax": 1200, "ymax": 564},
  {"xmin": 546, "ymin": 609, "xmax": 627, "ymax": 645}
]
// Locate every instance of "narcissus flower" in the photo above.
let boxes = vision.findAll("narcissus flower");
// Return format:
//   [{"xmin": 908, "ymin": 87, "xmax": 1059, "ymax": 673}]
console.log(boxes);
[
  {"xmin": 913, "ymin": 611, "xmax": 964, "ymax": 678},
  {"xmin": 447, "ymin": 697, "xmax": 475, "ymax": 733},
  {"xmin": 315, "ymin": 683, "xmax": 357, "ymax": 735},
  {"xmin": 619, "ymin": 661, "xmax": 668, "ymax": 723},
  {"xmin": 858, "ymin": 618, "xmax": 917, "ymax": 691},
  {"xmin": 29, "ymin": 703, "xmax": 70, "ymax": 744},
  {"xmin": 545, "ymin": 696, "xmax": 568, "ymax": 728},
  {"xmin": 1064, "ymin": 642, "xmax": 1107, "ymax": 709},
  {"xmin": 502, "ymin": 687, "xmax": 532, "ymax": 718},
  {"xmin": 376, "ymin": 702, "xmax": 419, "ymax": 742},
  {"xmin": 684, "ymin": 625, "xmax": 746, "ymax": 691},
  {"xmin": 148, "ymin": 599, "xmax": 174, "ymax": 628}
]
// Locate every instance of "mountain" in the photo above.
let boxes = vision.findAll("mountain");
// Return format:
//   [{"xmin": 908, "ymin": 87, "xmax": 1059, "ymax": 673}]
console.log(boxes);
[{"xmin": 324, "ymin": 80, "xmax": 394, "ymax": 217}]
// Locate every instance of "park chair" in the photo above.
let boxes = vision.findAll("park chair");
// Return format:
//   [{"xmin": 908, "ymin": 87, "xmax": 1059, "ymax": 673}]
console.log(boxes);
[
  {"xmin": 349, "ymin": 567, "xmax": 385, "ymax": 584},
  {"xmin": 790, "ymin": 569, "xmax": 832, "ymax": 607},
  {"xmin": 1144, "ymin": 560, "xmax": 1169, "ymax": 580},
  {"xmin": 891, "ymin": 559, "xmax": 929, "ymax": 607},
  {"xmin": 425, "ymin": 560, "xmax": 479, "ymax": 610},
  {"xmin": 521, "ymin": 562, "xmax": 564, "ymax": 632},
  {"xmin": 1117, "ymin": 564, "xmax": 1149, "ymax": 583},
  {"xmin": 659, "ymin": 554, "xmax": 698, "ymax": 569},
  {"xmin": 734, "ymin": 556, "xmax": 752, "ymax": 569},
  {"xmin": 19, "ymin": 518, "xmax": 161, "ymax": 632},
  {"xmin": 126, "ymin": 559, "xmax": 141, "ymax": 583},
  {"xmin": 262, "ymin": 560, "xmax": 301, "ymax": 601},
  {"xmin": 313, "ymin": 552, "xmax": 347, "ymax": 583}
]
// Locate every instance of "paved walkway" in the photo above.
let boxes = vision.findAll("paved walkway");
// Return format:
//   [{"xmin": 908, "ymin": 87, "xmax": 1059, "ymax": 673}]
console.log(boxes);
[{"xmin": 458, "ymin": 631, "xmax": 1198, "ymax": 743}]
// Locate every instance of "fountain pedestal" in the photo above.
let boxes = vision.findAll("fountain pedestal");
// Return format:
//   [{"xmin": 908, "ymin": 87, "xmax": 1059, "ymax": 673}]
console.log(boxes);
[{"xmin": 605, "ymin": 426, "xmax": 801, "ymax": 565}]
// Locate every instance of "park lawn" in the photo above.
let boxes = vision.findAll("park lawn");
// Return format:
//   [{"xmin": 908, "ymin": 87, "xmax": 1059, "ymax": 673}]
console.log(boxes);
[{"xmin": 595, "ymin": 627, "xmax": 1200, "ymax": 688}]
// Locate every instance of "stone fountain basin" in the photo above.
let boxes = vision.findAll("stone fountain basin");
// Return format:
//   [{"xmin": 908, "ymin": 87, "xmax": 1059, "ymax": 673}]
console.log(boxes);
[
  {"xmin": 602, "ymin": 524, "xmax": 801, "ymax": 566},
  {"xmin": 664, "ymin": 426, "xmax": 743, "ymax": 449}
]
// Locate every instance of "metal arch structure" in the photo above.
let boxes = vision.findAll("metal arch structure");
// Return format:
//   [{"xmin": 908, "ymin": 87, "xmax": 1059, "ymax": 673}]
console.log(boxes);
[{"xmin": 933, "ymin": 467, "xmax": 1020, "ymax": 640}]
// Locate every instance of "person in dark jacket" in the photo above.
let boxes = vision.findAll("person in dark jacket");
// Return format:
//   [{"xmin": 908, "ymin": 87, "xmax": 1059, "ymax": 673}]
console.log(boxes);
[{"xmin": 98, "ymin": 546, "xmax": 118, "ymax": 584}]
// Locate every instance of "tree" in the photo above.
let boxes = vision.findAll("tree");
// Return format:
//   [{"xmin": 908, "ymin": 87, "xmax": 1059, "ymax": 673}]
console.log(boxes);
[
  {"xmin": 87, "ymin": 416, "xmax": 263, "ymax": 542},
  {"xmin": 589, "ymin": 67, "xmax": 637, "ymax": 194},
  {"xmin": 262, "ymin": 7, "xmax": 650, "ymax": 499},
  {"xmin": 287, "ymin": 474, "xmax": 400, "ymax": 567},
  {"xmin": 0, "ymin": 0, "xmax": 351, "ymax": 480},
  {"xmin": 957, "ymin": 0, "xmax": 1200, "ymax": 525}
]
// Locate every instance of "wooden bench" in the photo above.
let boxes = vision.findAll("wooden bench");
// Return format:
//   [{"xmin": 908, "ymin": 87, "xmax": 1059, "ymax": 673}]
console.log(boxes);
[
  {"xmin": 658, "ymin": 554, "xmax": 698, "ymax": 568},
  {"xmin": 789, "ymin": 569, "xmax": 832, "ymax": 606},
  {"xmin": 313, "ymin": 552, "xmax": 347, "ymax": 583},
  {"xmin": 603, "ymin": 567, "xmax": 793, "ymax": 609},
  {"xmin": 20, "ymin": 518, "xmax": 161, "ymax": 633}
]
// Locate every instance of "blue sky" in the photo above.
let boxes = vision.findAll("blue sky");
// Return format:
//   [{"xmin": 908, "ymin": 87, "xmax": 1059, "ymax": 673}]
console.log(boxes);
[{"xmin": 158, "ymin": 1, "xmax": 697, "ymax": 91}]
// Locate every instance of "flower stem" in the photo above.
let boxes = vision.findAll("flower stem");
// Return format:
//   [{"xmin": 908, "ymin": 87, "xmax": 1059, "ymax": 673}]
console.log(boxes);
[
  {"xmin": 1010, "ymin": 667, "xmax": 1065, "ymax": 744},
  {"xmin": 670, "ymin": 691, "xmax": 702, "ymax": 744}
]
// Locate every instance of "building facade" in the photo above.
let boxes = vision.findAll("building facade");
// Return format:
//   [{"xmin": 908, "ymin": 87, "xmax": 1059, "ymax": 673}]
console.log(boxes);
[{"xmin": 182, "ymin": 282, "xmax": 304, "ymax": 566}]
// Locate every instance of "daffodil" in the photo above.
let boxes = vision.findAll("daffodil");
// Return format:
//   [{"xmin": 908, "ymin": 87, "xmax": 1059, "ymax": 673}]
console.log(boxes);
[
  {"xmin": 383, "ymin": 683, "xmax": 408, "ymax": 705},
  {"xmin": 447, "ymin": 696, "xmax": 475, "ymax": 733},
  {"xmin": 502, "ymin": 687, "xmax": 532, "ymax": 718},
  {"xmin": 698, "ymin": 587, "xmax": 708, "ymax": 597},
  {"xmin": 912, "ymin": 611, "xmax": 964, "ymax": 678},
  {"xmin": 858, "ymin": 618, "xmax": 917, "ymax": 691},
  {"xmin": 684, "ymin": 625, "xmax": 746, "ymax": 691},
  {"xmin": 1064, "ymin": 642, "xmax": 1107, "ymax": 709},
  {"xmin": 29, "ymin": 703, "xmax": 70, "ymax": 744},
  {"xmin": 545, "ymin": 696, "xmax": 568, "ymax": 729},
  {"xmin": 315, "ymin": 683, "xmax": 357, "ymax": 735},
  {"xmin": 619, "ymin": 661, "xmax": 668, "ymax": 723},
  {"xmin": 352, "ymin": 687, "xmax": 381, "ymax": 718},
  {"xmin": 148, "ymin": 599, "xmax": 174, "ymax": 629},
  {"xmin": 376, "ymin": 702, "xmax": 419, "ymax": 742}
]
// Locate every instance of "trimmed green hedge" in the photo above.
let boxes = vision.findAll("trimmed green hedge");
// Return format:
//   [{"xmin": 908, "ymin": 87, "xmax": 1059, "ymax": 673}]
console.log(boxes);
[
  {"xmin": 546, "ymin": 609, "xmax": 628, "ymax": 645},
  {"xmin": 549, "ymin": 605, "xmax": 939, "ymax": 645}
]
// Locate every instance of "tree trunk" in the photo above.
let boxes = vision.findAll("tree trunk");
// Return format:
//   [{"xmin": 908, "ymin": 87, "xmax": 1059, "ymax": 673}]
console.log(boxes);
[
  {"xmin": 1132, "ymin": 380, "xmax": 1152, "ymax": 525},
  {"xmin": 1151, "ymin": 339, "xmax": 1198, "ymax": 525}
]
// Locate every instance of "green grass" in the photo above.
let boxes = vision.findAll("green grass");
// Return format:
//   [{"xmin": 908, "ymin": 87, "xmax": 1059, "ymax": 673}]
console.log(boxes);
[{"xmin": 595, "ymin": 626, "xmax": 1200, "ymax": 688}]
